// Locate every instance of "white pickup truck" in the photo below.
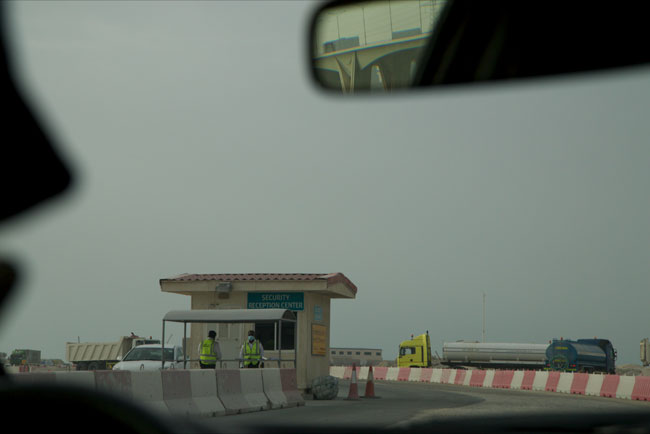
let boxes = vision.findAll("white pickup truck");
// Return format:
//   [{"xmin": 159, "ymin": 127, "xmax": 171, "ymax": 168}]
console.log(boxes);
[{"xmin": 111, "ymin": 343, "xmax": 185, "ymax": 371}]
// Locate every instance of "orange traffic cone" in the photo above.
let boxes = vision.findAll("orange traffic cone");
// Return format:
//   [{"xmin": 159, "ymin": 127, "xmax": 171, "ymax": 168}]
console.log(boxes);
[
  {"xmin": 345, "ymin": 363, "xmax": 360, "ymax": 400},
  {"xmin": 363, "ymin": 365, "xmax": 379, "ymax": 398}
]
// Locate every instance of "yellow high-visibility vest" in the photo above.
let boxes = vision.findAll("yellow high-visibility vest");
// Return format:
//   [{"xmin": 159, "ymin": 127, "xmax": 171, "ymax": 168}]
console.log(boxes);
[
  {"xmin": 244, "ymin": 341, "xmax": 260, "ymax": 366},
  {"xmin": 200, "ymin": 338, "xmax": 217, "ymax": 364}
]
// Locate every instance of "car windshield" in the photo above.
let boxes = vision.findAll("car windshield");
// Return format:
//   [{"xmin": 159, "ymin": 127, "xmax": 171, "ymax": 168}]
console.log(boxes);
[
  {"xmin": 123, "ymin": 348, "xmax": 174, "ymax": 362},
  {"xmin": 2, "ymin": 0, "xmax": 650, "ymax": 431}
]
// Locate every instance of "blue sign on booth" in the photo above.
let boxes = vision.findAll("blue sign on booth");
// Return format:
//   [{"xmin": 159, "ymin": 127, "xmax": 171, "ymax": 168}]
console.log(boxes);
[{"xmin": 247, "ymin": 292, "xmax": 304, "ymax": 311}]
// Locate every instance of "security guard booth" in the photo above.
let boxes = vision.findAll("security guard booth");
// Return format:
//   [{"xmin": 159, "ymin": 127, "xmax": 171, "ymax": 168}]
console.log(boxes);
[
  {"xmin": 159, "ymin": 273, "xmax": 357, "ymax": 391},
  {"xmin": 161, "ymin": 309, "xmax": 297, "ymax": 369}
]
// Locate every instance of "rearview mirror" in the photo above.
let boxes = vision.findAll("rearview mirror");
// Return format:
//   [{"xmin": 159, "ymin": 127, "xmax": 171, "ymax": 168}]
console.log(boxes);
[
  {"xmin": 310, "ymin": 0, "xmax": 447, "ymax": 93},
  {"xmin": 309, "ymin": 0, "xmax": 650, "ymax": 94}
]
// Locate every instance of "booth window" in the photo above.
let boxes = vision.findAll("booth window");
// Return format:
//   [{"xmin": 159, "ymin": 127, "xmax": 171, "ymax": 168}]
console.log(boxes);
[{"xmin": 254, "ymin": 321, "xmax": 296, "ymax": 350}]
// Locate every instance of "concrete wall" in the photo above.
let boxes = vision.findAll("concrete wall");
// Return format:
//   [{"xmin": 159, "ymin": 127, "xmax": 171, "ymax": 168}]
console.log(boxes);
[{"xmin": 10, "ymin": 368, "xmax": 304, "ymax": 417}]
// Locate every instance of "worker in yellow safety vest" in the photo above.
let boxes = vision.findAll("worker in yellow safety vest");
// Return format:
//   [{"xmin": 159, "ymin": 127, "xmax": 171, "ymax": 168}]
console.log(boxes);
[
  {"xmin": 198, "ymin": 330, "xmax": 221, "ymax": 369},
  {"xmin": 239, "ymin": 330, "xmax": 264, "ymax": 368}
]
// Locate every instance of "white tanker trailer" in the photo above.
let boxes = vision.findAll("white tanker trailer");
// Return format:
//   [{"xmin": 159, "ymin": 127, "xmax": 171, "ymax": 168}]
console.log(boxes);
[{"xmin": 442, "ymin": 341, "xmax": 548, "ymax": 369}]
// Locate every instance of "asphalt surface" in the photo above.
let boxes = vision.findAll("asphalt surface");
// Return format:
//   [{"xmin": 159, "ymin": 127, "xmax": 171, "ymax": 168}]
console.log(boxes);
[{"xmin": 193, "ymin": 379, "xmax": 650, "ymax": 434}]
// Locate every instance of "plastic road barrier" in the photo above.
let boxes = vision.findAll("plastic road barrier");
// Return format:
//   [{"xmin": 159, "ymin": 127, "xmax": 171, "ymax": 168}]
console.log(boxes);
[{"xmin": 330, "ymin": 366, "xmax": 650, "ymax": 403}]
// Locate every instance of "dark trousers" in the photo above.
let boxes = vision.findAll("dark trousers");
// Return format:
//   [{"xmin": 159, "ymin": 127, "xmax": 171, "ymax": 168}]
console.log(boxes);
[{"xmin": 200, "ymin": 362, "xmax": 215, "ymax": 369}]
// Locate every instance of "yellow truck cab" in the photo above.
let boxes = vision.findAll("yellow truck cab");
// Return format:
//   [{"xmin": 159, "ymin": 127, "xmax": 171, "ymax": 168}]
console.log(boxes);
[{"xmin": 398, "ymin": 332, "xmax": 432, "ymax": 368}]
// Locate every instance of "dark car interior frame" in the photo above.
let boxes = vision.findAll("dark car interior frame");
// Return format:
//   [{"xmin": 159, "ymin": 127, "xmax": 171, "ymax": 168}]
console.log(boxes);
[{"xmin": 3, "ymin": 1, "xmax": 650, "ymax": 432}]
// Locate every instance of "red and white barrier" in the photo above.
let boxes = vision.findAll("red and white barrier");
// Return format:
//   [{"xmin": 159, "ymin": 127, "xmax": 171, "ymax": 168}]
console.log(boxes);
[
  {"xmin": 330, "ymin": 366, "xmax": 650, "ymax": 402},
  {"xmin": 407, "ymin": 368, "xmax": 422, "ymax": 382},
  {"xmin": 386, "ymin": 367, "xmax": 400, "ymax": 381},
  {"xmin": 601, "ymin": 374, "xmax": 620, "ymax": 397},
  {"xmin": 585, "ymin": 374, "xmax": 605, "ymax": 396},
  {"xmin": 397, "ymin": 367, "xmax": 411, "ymax": 381},
  {"xmin": 532, "ymin": 370, "xmax": 548, "ymax": 391},
  {"xmin": 454, "ymin": 369, "xmax": 467, "ymax": 386},
  {"xmin": 420, "ymin": 368, "xmax": 433, "ymax": 382},
  {"xmin": 520, "ymin": 370, "xmax": 536, "ymax": 390},
  {"xmin": 492, "ymin": 370, "xmax": 514, "ymax": 389},
  {"xmin": 632, "ymin": 376, "xmax": 650, "ymax": 401},
  {"xmin": 329, "ymin": 366, "xmax": 345, "ymax": 378},
  {"xmin": 373, "ymin": 366, "xmax": 388, "ymax": 380},
  {"xmin": 482, "ymin": 370, "xmax": 495, "ymax": 387},
  {"xmin": 470, "ymin": 370, "xmax": 487, "ymax": 387},
  {"xmin": 544, "ymin": 372, "xmax": 561, "ymax": 392},
  {"xmin": 568, "ymin": 373, "xmax": 588, "ymax": 395},
  {"xmin": 357, "ymin": 366, "xmax": 369, "ymax": 381},
  {"xmin": 616, "ymin": 376, "xmax": 636, "ymax": 399},
  {"xmin": 510, "ymin": 370, "xmax": 524, "ymax": 389},
  {"xmin": 556, "ymin": 373, "xmax": 574, "ymax": 394}
]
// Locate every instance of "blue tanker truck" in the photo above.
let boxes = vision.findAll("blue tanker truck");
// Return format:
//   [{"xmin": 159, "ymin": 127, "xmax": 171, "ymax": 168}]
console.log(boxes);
[{"xmin": 545, "ymin": 338, "xmax": 617, "ymax": 374}]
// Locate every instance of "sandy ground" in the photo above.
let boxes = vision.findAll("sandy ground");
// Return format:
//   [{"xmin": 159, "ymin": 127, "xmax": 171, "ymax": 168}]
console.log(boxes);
[{"xmin": 616, "ymin": 363, "xmax": 650, "ymax": 376}]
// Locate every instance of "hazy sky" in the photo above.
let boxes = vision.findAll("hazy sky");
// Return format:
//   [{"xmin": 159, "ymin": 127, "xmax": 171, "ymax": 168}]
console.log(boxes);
[{"xmin": 1, "ymin": 1, "xmax": 649, "ymax": 365}]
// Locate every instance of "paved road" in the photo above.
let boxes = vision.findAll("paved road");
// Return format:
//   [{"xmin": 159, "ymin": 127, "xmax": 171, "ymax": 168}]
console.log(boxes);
[{"xmin": 194, "ymin": 379, "xmax": 650, "ymax": 433}]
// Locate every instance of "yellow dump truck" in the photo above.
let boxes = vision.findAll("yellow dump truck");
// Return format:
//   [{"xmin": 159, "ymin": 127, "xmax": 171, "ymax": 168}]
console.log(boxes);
[
  {"xmin": 66, "ymin": 335, "xmax": 159, "ymax": 370},
  {"xmin": 397, "ymin": 332, "xmax": 433, "ymax": 368}
]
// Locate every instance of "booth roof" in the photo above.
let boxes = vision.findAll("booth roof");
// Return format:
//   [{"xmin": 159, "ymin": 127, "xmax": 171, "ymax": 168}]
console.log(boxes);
[
  {"xmin": 162, "ymin": 308, "xmax": 297, "ymax": 323},
  {"xmin": 160, "ymin": 272, "xmax": 357, "ymax": 294}
]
